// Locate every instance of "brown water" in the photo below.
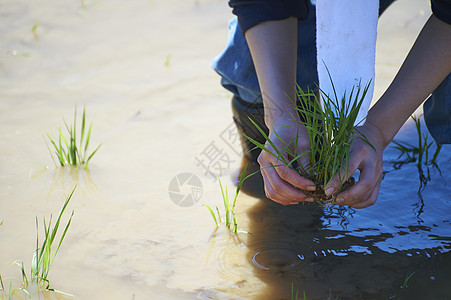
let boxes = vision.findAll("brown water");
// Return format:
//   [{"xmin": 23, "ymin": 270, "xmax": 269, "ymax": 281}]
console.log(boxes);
[{"xmin": 1, "ymin": 0, "xmax": 450, "ymax": 299}]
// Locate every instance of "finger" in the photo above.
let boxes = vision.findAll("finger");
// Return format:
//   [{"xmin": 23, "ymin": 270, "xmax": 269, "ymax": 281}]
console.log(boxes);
[
  {"xmin": 264, "ymin": 144, "xmax": 317, "ymax": 191},
  {"xmin": 261, "ymin": 169, "xmax": 304, "ymax": 205},
  {"xmin": 335, "ymin": 160, "xmax": 382, "ymax": 206},
  {"xmin": 348, "ymin": 180, "xmax": 381, "ymax": 209},
  {"xmin": 273, "ymin": 163, "xmax": 316, "ymax": 191},
  {"xmin": 261, "ymin": 172, "xmax": 290, "ymax": 205},
  {"xmin": 324, "ymin": 158, "xmax": 359, "ymax": 197},
  {"xmin": 294, "ymin": 147, "xmax": 311, "ymax": 177},
  {"xmin": 258, "ymin": 148, "xmax": 316, "ymax": 192},
  {"xmin": 258, "ymin": 152, "xmax": 314, "ymax": 204},
  {"xmin": 260, "ymin": 164, "xmax": 314, "ymax": 205}
]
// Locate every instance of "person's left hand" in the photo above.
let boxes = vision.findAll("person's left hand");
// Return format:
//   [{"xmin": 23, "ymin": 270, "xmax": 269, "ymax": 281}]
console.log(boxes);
[{"xmin": 324, "ymin": 122, "xmax": 386, "ymax": 208}]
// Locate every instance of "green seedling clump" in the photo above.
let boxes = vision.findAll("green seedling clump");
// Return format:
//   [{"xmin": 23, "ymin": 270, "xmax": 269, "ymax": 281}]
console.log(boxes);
[
  {"xmin": 204, "ymin": 164, "xmax": 258, "ymax": 233},
  {"xmin": 246, "ymin": 75, "xmax": 374, "ymax": 205},
  {"xmin": 293, "ymin": 82, "xmax": 373, "ymax": 204},
  {"xmin": 31, "ymin": 187, "xmax": 75, "ymax": 290},
  {"xmin": 32, "ymin": 21, "xmax": 39, "ymax": 41},
  {"xmin": 392, "ymin": 114, "xmax": 441, "ymax": 168},
  {"xmin": 45, "ymin": 105, "xmax": 101, "ymax": 169},
  {"xmin": 2, "ymin": 188, "xmax": 75, "ymax": 298}
]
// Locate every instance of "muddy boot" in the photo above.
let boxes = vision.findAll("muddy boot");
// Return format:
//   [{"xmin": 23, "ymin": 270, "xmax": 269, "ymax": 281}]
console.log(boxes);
[
  {"xmin": 231, "ymin": 95, "xmax": 268, "ymax": 163},
  {"xmin": 230, "ymin": 95, "xmax": 267, "ymax": 197}
]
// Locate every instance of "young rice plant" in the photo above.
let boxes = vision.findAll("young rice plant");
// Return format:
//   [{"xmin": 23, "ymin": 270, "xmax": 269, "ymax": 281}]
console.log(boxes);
[
  {"xmin": 45, "ymin": 106, "xmax": 101, "ymax": 169},
  {"xmin": 10, "ymin": 187, "xmax": 75, "ymax": 297},
  {"xmin": 204, "ymin": 164, "xmax": 258, "ymax": 233},
  {"xmin": 32, "ymin": 187, "xmax": 75, "ymax": 290},
  {"xmin": 246, "ymin": 75, "xmax": 374, "ymax": 205},
  {"xmin": 392, "ymin": 114, "xmax": 442, "ymax": 168}
]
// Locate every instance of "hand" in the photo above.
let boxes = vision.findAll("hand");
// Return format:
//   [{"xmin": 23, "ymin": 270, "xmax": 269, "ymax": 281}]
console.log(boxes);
[
  {"xmin": 257, "ymin": 119, "xmax": 317, "ymax": 206},
  {"xmin": 324, "ymin": 122, "xmax": 385, "ymax": 208}
]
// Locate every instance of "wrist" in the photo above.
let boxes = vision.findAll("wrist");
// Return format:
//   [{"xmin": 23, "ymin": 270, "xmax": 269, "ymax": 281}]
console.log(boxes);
[
  {"xmin": 266, "ymin": 112, "xmax": 299, "ymax": 130},
  {"xmin": 362, "ymin": 119, "xmax": 390, "ymax": 150}
]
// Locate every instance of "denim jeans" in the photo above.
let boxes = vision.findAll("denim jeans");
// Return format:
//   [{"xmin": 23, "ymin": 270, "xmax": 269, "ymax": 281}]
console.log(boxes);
[
  {"xmin": 424, "ymin": 73, "xmax": 451, "ymax": 144},
  {"xmin": 211, "ymin": 1, "xmax": 450, "ymax": 145}
]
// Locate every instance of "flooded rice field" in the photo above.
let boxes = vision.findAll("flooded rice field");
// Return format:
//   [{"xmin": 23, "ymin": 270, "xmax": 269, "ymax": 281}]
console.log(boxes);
[{"xmin": 1, "ymin": 0, "xmax": 450, "ymax": 299}]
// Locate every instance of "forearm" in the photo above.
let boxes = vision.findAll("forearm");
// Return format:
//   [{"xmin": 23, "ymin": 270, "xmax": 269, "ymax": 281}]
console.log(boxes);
[
  {"xmin": 367, "ymin": 14, "xmax": 451, "ymax": 147},
  {"xmin": 244, "ymin": 17, "xmax": 299, "ymax": 128}
]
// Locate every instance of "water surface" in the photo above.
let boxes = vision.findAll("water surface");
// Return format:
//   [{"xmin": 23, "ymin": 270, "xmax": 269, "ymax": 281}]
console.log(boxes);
[{"xmin": 1, "ymin": 0, "xmax": 449, "ymax": 299}]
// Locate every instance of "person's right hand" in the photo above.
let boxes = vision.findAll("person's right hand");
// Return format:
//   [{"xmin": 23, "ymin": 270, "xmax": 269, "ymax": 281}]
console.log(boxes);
[
  {"xmin": 323, "ymin": 121, "xmax": 385, "ymax": 208},
  {"xmin": 257, "ymin": 119, "xmax": 317, "ymax": 206}
]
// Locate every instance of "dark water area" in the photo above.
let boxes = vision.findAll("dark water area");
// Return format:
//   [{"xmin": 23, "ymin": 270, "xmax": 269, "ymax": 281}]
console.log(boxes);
[{"xmin": 241, "ymin": 120, "xmax": 451, "ymax": 300}]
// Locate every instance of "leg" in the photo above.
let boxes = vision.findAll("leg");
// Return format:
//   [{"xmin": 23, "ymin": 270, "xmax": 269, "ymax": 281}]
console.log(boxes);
[
  {"xmin": 212, "ymin": 2, "xmax": 318, "ymax": 161},
  {"xmin": 212, "ymin": 0, "xmax": 398, "ymax": 161},
  {"xmin": 231, "ymin": 96, "xmax": 267, "ymax": 162},
  {"xmin": 424, "ymin": 72, "xmax": 451, "ymax": 145}
]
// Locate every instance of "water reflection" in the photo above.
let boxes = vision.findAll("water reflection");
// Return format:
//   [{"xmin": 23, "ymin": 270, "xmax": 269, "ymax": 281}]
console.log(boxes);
[
  {"xmin": 34, "ymin": 166, "xmax": 98, "ymax": 198},
  {"xmin": 238, "ymin": 122, "xmax": 451, "ymax": 299}
]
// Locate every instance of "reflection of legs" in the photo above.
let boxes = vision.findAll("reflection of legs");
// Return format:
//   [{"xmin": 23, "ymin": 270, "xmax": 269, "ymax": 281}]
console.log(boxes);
[{"xmin": 424, "ymin": 72, "xmax": 451, "ymax": 145}]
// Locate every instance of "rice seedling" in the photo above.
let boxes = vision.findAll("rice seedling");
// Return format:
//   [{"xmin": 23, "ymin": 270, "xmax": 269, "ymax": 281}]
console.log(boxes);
[
  {"xmin": 0, "ymin": 274, "xmax": 19, "ymax": 299},
  {"xmin": 392, "ymin": 115, "xmax": 442, "ymax": 192},
  {"xmin": 392, "ymin": 114, "xmax": 442, "ymax": 168},
  {"xmin": 45, "ymin": 105, "xmax": 101, "ymax": 169},
  {"xmin": 246, "ymin": 74, "xmax": 373, "ymax": 205},
  {"xmin": 31, "ymin": 187, "xmax": 75, "ymax": 290},
  {"xmin": 164, "ymin": 54, "xmax": 171, "ymax": 68},
  {"xmin": 0, "ymin": 279, "xmax": 30, "ymax": 300},
  {"xmin": 32, "ymin": 22, "xmax": 39, "ymax": 41},
  {"xmin": 12, "ymin": 260, "xmax": 28, "ymax": 287},
  {"xmin": 204, "ymin": 164, "xmax": 259, "ymax": 233},
  {"xmin": 8, "ymin": 282, "xmax": 13, "ymax": 300},
  {"xmin": 0, "ymin": 280, "xmax": 14, "ymax": 300},
  {"xmin": 290, "ymin": 283, "xmax": 307, "ymax": 300},
  {"xmin": 401, "ymin": 272, "xmax": 415, "ymax": 289},
  {"xmin": 291, "ymin": 283, "xmax": 298, "ymax": 300},
  {"xmin": 7, "ymin": 187, "xmax": 75, "ymax": 296},
  {"xmin": 9, "ymin": 50, "xmax": 30, "ymax": 57},
  {"xmin": 290, "ymin": 285, "xmax": 338, "ymax": 300},
  {"xmin": 430, "ymin": 235, "xmax": 451, "ymax": 241}
]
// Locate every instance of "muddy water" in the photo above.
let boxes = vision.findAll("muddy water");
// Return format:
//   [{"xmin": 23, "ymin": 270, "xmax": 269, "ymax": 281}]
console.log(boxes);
[
  {"xmin": 0, "ymin": 0, "xmax": 450, "ymax": 299},
  {"xmin": 241, "ymin": 118, "xmax": 451, "ymax": 299}
]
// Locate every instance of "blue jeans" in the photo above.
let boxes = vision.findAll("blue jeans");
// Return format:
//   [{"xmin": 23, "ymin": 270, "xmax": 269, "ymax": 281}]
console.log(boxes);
[
  {"xmin": 424, "ymin": 73, "xmax": 451, "ymax": 144},
  {"xmin": 211, "ymin": 12, "xmax": 317, "ymax": 105},
  {"xmin": 211, "ymin": 2, "xmax": 451, "ymax": 145}
]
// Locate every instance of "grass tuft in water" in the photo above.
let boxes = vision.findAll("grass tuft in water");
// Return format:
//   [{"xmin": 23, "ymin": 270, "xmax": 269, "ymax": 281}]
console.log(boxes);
[
  {"xmin": 392, "ymin": 114, "xmax": 442, "ymax": 191},
  {"xmin": 401, "ymin": 272, "xmax": 415, "ymax": 289},
  {"xmin": 8, "ymin": 281, "xmax": 13, "ymax": 300},
  {"xmin": 31, "ymin": 187, "xmax": 75, "ymax": 290},
  {"xmin": 204, "ymin": 164, "xmax": 259, "ymax": 233},
  {"xmin": 164, "ymin": 54, "xmax": 171, "ymax": 68},
  {"xmin": 290, "ymin": 283, "xmax": 307, "ymax": 300},
  {"xmin": 430, "ymin": 235, "xmax": 451, "ymax": 241},
  {"xmin": 392, "ymin": 114, "xmax": 441, "ymax": 168},
  {"xmin": 0, "ymin": 268, "xmax": 31, "ymax": 299},
  {"xmin": 246, "ymin": 74, "xmax": 373, "ymax": 205},
  {"xmin": 32, "ymin": 22, "xmax": 39, "ymax": 41},
  {"xmin": 0, "ymin": 189, "xmax": 75, "ymax": 298},
  {"xmin": 45, "ymin": 105, "xmax": 101, "ymax": 169},
  {"xmin": 12, "ymin": 260, "xmax": 28, "ymax": 287}
]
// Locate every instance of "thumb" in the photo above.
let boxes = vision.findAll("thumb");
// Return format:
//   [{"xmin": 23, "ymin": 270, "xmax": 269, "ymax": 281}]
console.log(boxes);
[
  {"xmin": 296, "ymin": 150, "xmax": 310, "ymax": 177},
  {"xmin": 324, "ymin": 160, "xmax": 357, "ymax": 197}
]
